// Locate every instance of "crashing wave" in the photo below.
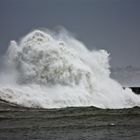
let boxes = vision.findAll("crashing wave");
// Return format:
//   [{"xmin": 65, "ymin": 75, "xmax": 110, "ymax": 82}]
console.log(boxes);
[{"xmin": 0, "ymin": 29, "xmax": 140, "ymax": 109}]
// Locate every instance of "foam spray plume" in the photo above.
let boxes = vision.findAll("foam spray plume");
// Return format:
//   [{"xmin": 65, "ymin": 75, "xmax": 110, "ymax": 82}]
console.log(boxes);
[{"xmin": 0, "ymin": 29, "xmax": 140, "ymax": 109}]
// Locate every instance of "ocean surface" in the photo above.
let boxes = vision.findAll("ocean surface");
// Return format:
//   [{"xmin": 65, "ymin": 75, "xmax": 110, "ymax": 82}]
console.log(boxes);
[
  {"xmin": 0, "ymin": 30, "xmax": 140, "ymax": 140},
  {"xmin": 0, "ymin": 100, "xmax": 140, "ymax": 140}
]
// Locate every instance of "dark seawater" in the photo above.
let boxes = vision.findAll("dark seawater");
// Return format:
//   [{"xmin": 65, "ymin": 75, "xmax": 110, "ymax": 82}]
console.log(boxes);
[{"xmin": 0, "ymin": 100, "xmax": 140, "ymax": 140}]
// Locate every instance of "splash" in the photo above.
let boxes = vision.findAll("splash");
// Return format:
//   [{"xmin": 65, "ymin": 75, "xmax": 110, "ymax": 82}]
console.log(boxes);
[{"xmin": 0, "ymin": 29, "xmax": 140, "ymax": 109}]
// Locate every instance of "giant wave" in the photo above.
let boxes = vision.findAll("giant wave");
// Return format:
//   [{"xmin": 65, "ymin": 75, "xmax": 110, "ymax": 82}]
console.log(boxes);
[{"xmin": 0, "ymin": 29, "xmax": 140, "ymax": 109}]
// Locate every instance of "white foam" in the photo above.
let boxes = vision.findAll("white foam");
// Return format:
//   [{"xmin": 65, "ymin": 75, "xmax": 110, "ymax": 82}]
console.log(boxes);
[{"xmin": 0, "ymin": 29, "xmax": 140, "ymax": 109}]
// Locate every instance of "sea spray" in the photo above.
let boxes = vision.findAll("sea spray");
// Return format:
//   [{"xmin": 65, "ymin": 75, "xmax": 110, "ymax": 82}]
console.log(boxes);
[{"xmin": 0, "ymin": 29, "xmax": 140, "ymax": 109}]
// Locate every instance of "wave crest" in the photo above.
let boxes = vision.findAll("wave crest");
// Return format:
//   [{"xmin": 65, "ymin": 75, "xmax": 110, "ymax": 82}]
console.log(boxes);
[{"xmin": 0, "ymin": 29, "xmax": 140, "ymax": 109}]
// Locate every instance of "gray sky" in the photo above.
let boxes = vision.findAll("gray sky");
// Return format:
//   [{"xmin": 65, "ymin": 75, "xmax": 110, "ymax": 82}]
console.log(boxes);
[{"xmin": 0, "ymin": 0, "xmax": 140, "ymax": 67}]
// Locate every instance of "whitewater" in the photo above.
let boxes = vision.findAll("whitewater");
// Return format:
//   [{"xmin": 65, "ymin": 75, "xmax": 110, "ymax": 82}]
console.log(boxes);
[{"xmin": 0, "ymin": 29, "xmax": 140, "ymax": 109}]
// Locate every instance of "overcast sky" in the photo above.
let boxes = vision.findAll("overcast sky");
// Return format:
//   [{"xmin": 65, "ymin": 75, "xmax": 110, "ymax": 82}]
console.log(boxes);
[{"xmin": 0, "ymin": 0, "xmax": 140, "ymax": 67}]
